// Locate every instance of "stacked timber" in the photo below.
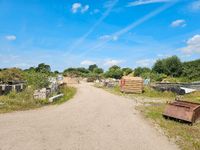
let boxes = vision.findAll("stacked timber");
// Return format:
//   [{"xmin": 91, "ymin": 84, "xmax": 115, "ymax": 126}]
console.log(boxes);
[
  {"xmin": 120, "ymin": 76, "xmax": 144, "ymax": 94},
  {"xmin": 63, "ymin": 77, "xmax": 79, "ymax": 85}
]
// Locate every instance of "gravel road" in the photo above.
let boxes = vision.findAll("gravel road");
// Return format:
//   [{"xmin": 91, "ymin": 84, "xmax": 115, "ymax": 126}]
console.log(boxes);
[{"xmin": 0, "ymin": 83, "xmax": 179, "ymax": 150}]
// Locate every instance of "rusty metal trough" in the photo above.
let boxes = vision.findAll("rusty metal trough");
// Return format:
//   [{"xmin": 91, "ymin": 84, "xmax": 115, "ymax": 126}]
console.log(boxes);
[{"xmin": 163, "ymin": 100, "xmax": 200, "ymax": 124}]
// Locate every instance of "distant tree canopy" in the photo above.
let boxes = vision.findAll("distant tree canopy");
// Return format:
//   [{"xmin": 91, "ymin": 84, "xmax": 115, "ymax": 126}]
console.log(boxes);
[
  {"xmin": 134, "ymin": 67, "xmax": 151, "ymax": 77},
  {"xmin": 182, "ymin": 59, "xmax": 200, "ymax": 81},
  {"xmin": 93, "ymin": 68, "xmax": 104, "ymax": 74},
  {"xmin": 35, "ymin": 63, "xmax": 51, "ymax": 74},
  {"xmin": 152, "ymin": 56, "xmax": 182, "ymax": 77},
  {"xmin": 88, "ymin": 64, "xmax": 98, "ymax": 72},
  {"xmin": 0, "ymin": 68, "xmax": 25, "ymax": 83},
  {"xmin": 104, "ymin": 65, "xmax": 123, "ymax": 79},
  {"xmin": 63, "ymin": 65, "xmax": 104, "ymax": 78},
  {"xmin": 122, "ymin": 68, "xmax": 133, "ymax": 76}
]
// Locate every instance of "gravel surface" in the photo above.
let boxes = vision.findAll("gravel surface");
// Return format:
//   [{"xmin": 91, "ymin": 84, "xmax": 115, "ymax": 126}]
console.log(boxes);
[{"xmin": 0, "ymin": 83, "xmax": 179, "ymax": 150}]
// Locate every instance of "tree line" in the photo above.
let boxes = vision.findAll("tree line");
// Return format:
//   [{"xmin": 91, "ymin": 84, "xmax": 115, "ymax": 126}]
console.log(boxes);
[{"xmin": 0, "ymin": 56, "xmax": 200, "ymax": 84}]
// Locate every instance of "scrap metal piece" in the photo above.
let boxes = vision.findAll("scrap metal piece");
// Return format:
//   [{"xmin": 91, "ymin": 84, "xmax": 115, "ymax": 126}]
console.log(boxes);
[{"xmin": 163, "ymin": 100, "xmax": 200, "ymax": 124}]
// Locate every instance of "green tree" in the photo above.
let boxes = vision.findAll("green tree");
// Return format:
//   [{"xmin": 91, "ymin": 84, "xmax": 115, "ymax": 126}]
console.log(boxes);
[
  {"xmin": 134, "ymin": 67, "xmax": 151, "ymax": 77},
  {"xmin": 93, "ymin": 68, "xmax": 104, "ymax": 74},
  {"xmin": 63, "ymin": 68, "xmax": 80, "ymax": 77},
  {"xmin": 24, "ymin": 72, "xmax": 50, "ymax": 89},
  {"xmin": 165, "ymin": 56, "xmax": 182, "ymax": 77},
  {"xmin": 77, "ymin": 67, "xmax": 89, "ymax": 74},
  {"xmin": 88, "ymin": 64, "xmax": 98, "ymax": 72},
  {"xmin": 182, "ymin": 59, "xmax": 200, "ymax": 81},
  {"xmin": 122, "ymin": 68, "xmax": 133, "ymax": 76},
  {"xmin": 152, "ymin": 59, "xmax": 166, "ymax": 74},
  {"xmin": 152, "ymin": 56, "xmax": 182, "ymax": 77},
  {"xmin": 104, "ymin": 65, "xmax": 123, "ymax": 79},
  {"xmin": 35, "ymin": 63, "xmax": 51, "ymax": 74}
]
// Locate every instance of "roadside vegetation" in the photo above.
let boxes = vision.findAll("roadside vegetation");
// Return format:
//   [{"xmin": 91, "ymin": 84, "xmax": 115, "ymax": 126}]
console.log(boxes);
[
  {"xmin": 137, "ymin": 104, "xmax": 200, "ymax": 150},
  {"xmin": 0, "ymin": 63, "xmax": 76, "ymax": 113},
  {"xmin": 0, "ymin": 86, "xmax": 76, "ymax": 113}
]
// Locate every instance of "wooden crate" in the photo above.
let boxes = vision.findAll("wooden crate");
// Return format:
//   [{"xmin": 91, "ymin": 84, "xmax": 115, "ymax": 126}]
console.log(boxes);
[{"xmin": 120, "ymin": 76, "xmax": 143, "ymax": 93}]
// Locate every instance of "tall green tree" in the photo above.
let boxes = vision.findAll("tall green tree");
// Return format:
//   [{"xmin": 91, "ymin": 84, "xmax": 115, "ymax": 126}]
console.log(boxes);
[
  {"xmin": 152, "ymin": 59, "xmax": 166, "ymax": 74},
  {"xmin": 104, "ymin": 65, "xmax": 123, "ymax": 79},
  {"xmin": 122, "ymin": 68, "xmax": 133, "ymax": 76},
  {"xmin": 134, "ymin": 67, "xmax": 151, "ymax": 77},
  {"xmin": 88, "ymin": 64, "xmax": 98, "ymax": 72},
  {"xmin": 93, "ymin": 68, "xmax": 104, "ymax": 74},
  {"xmin": 182, "ymin": 59, "xmax": 200, "ymax": 81},
  {"xmin": 35, "ymin": 63, "xmax": 51, "ymax": 74},
  {"xmin": 152, "ymin": 56, "xmax": 182, "ymax": 77}
]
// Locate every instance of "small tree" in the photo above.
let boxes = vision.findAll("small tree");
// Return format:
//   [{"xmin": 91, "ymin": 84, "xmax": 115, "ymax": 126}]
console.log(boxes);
[
  {"xmin": 35, "ymin": 63, "xmax": 51, "ymax": 74},
  {"xmin": 24, "ymin": 72, "xmax": 50, "ymax": 89},
  {"xmin": 104, "ymin": 65, "xmax": 123, "ymax": 79},
  {"xmin": 88, "ymin": 64, "xmax": 98, "ymax": 72},
  {"xmin": 165, "ymin": 56, "xmax": 182, "ymax": 77},
  {"xmin": 93, "ymin": 68, "xmax": 104, "ymax": 74},
  {"xmin": 122, "ymin": 68, "xmax": 133, "ymax": 76},
  {"xmin": 134, "ymin": 67, "xmax": 151, "ymax": 77},
  {"xmin": 152, "ymin": 59, "xmax": 166, "ymax": 74}
]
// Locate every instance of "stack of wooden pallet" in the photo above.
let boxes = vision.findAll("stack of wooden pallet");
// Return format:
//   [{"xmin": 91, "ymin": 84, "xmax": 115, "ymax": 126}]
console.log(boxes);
[
  {"xmin": 63, "ymin": 77, "xmax": 79, "ymax": 84},
  {"xmin": 120, "ymin": 76, "xmax": 144, "ymax": 94}
]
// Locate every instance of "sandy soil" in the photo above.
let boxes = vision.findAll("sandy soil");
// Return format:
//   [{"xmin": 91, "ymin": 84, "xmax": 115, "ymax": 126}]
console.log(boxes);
[{"xmin": 0, "ymin": 83, "xmax": 179, "ymax": 150}]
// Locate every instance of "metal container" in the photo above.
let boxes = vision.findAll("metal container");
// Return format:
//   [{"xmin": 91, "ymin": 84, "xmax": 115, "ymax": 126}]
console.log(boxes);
[{"xmin": 163, "ymin": 100, "xmax": 200, "ymax": 124}]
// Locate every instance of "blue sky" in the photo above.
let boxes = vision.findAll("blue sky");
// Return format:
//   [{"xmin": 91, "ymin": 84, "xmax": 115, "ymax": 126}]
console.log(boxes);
[{"xmin": 0, "ymin": 0, "xmax": 200, "ymax": 71}]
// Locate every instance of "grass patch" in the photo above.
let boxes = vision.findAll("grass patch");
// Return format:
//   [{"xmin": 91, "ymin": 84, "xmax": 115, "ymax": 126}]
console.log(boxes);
[
  {"xmin": 0, "ymin": 86, "xmax": 76, "ymax": 113},
  {"xmin": 52, "ymin": 86, "xmax": 77, "ymax": 104},
  {"xmin": 101, "ymin": 85, "xmax": 175, "ymax": 102},
  {"xmin": 138, "ymin": 103, "xmax": 200, "ymax": 150},
  {"xmin": 142, "ymin": 86, "xmax": 175, "ymax": 99}
]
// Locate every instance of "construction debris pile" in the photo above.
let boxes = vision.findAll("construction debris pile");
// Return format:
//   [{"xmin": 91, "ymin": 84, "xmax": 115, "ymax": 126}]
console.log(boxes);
[
  {"xmin": 152, "ymin": 82, "xmax": 200, "ymax": 95},
  {"xmin": 0, "ymin": 81, "xmax": 25, "ymax": 96},
  {"xmin": 33, "ymin": 76, "xmax": 62, "ymax": 101}
]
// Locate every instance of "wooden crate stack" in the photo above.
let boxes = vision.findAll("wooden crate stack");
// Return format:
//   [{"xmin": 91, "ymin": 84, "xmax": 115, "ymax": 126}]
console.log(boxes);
[{"xmin": 120, "ymin": 76, "xmax": 144, "ymax": 94}]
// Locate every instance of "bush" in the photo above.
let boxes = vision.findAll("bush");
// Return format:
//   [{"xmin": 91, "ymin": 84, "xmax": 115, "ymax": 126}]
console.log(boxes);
[
  {"xmin": 182, "ymin": 59, "xmax": 200, "ymax": 81},
  {"xmin": 0, "ymin": 68, "xmax": 25, "ymax": 83},
  {"xmin": 24, "ymin": 71, "xmax": 50, "ymax": 89},
  {"xmin": 134, "ymin": 67, "xmax": 151, "ymax": 77},
  {"xmin": 104, "ymin": 65, "xmax": 123, "ymax": 79},
  {"xmin": 152, "ymin": 56, "xmax": 182, "ymax": 77}
]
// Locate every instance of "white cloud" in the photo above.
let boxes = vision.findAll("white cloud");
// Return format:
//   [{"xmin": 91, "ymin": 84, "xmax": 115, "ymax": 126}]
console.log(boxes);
[
  {"xmin": 104, "ymin": 59, "xmax": 123, "ymax": 66},
  {"xmin": 128, "ymin": 0, "xmax": 171, "ymax": 7},
  {"xmin": 180, "ymin": 34, "xmax": 200, "ymax": 54},
  {"xmin": 71, "ymin": 3, "xmax": 82, "ymax": 13},
  {"xmin": 80, "ymin": 60, "xmax": 95, "ymax": 66},
  {"xmin": 136, "ymin": 59, "xmax": 155, "ymax": 67},
  {"xmin": 190, "ymin": 0, "xmax": 200, "ymax": 11},
  {"xmin": 81, "ymin": 5, "xmax": 89, "ymax": 13},
  {"xmin": 99, "ymin": 35, "xmax": 118, "ymax": 41},
  {"xmin": 171, "ymin": 19, "xmax": 186, "ymax": 27},
  {"xmin": 5, "ymin": 35, "xmax": 16, "ymax": 41},
  {"xmin": 71, "ymin": 3, "xmax": 89, "ymax": 14}
]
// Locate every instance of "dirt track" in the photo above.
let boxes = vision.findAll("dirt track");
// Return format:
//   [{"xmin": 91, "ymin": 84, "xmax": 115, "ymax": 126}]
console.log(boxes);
[{"xmin": 0, "ymin": 83, "xmax": 179, "ymax": 150}]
